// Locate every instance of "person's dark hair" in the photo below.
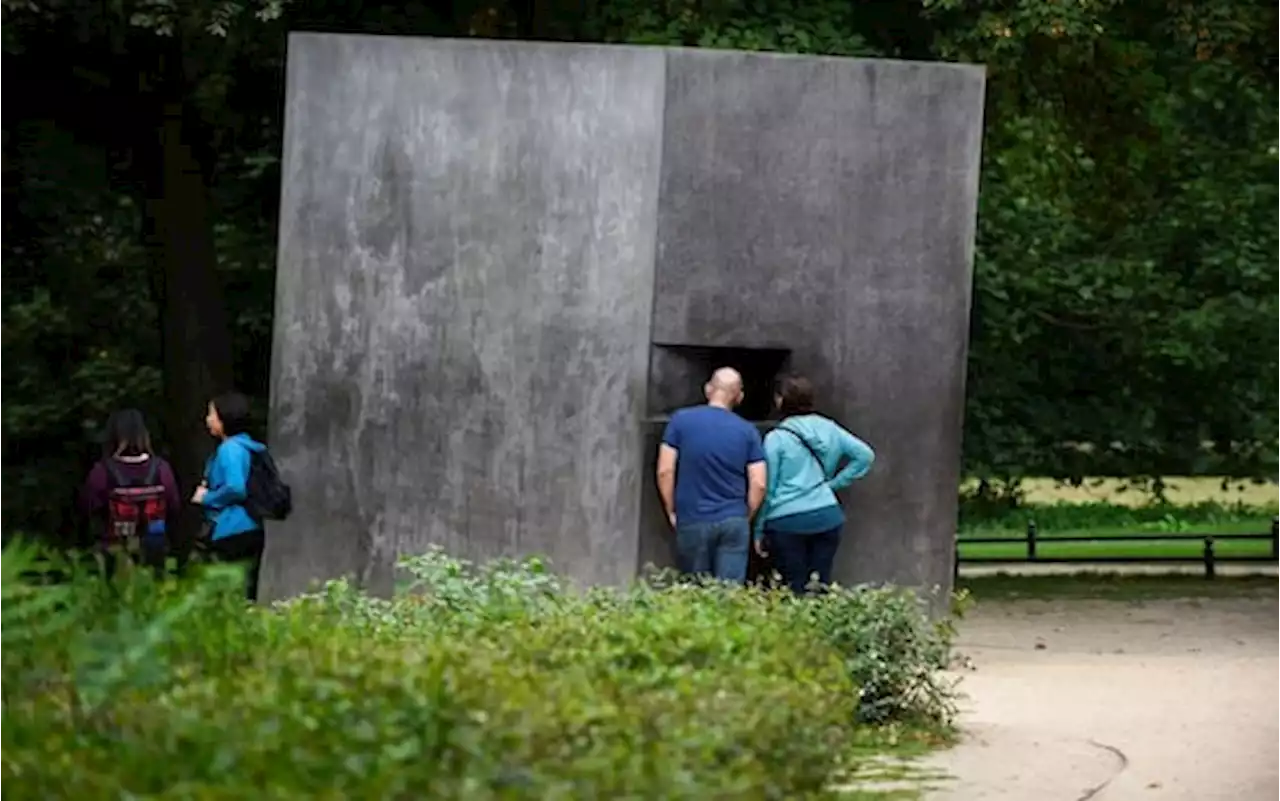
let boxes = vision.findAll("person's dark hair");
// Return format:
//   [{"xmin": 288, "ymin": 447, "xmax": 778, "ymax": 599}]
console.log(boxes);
[
  {"xmin": 103, "ymin": 408, "xmax": 153, "ymax": 458},
  {"xmin": 211, "ymin": 391, "xmax": 253, "ymax": 437},
  {"xmin": 775, "ymin": 374, "xmax": 816, "ymax": 417}
]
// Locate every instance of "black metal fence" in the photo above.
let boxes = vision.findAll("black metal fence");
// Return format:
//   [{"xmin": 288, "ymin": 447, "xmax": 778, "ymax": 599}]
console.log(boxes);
[{"xmin": 955, "ymin": 518, "xmax": 1279, "ymax": 580}]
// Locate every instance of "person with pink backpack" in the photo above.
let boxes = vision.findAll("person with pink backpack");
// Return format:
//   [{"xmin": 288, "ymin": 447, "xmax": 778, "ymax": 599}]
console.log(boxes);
[{"xmin": 79, "ymin": 409, "xmax": 181, "ymax": 579}]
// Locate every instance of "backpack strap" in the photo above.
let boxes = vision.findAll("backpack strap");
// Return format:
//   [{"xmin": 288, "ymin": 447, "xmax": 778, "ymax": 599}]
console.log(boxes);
[
  {"xmin": 103, "ymin": 459, "xmax": 128, "ymax": 489},
  {"xmin": 104, "ymin": 457, "xmax": 159, "ymax": 488},
  {"xmin": 141, "ymin": 457, "xmax": 159, "ymax": 485}
]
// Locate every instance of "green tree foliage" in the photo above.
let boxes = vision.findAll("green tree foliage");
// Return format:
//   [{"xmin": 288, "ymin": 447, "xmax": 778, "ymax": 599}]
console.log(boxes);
[
  {"xmin": 928, "ymin": 0, "xmax": 1279, "ymax": 486},
  {"xmin": 0, "ymin": 0, "xmax": 449, "ymax": 541},
  {"xmin": 592, "ymin": 0, "xmax": 878, "ymax": 54},
  {"xmin": 2, "ymin": 0, "xmax": 1275, "ymax": 540},
  {"xmin": 2, "ymin": 0, "xmax": 295, "ymax": 544}
]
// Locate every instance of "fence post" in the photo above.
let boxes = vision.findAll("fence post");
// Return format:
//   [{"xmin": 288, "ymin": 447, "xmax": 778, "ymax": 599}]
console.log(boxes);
[
  {"xmin": 1271, "ymin": 518, "xmax": 1278, "ymax": 560},
  {"xmin": 1202, "ymin": 537, "xmax": 1216, "ymax": 580},
  {"xmin": 1027, "ymin": 520, "xmax": 1038, "ymax": 561}
]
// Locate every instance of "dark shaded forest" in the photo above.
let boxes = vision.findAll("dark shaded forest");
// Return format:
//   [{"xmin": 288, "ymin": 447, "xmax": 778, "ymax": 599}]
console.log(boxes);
[{"xmin": 4, "ymin": 0, "xmax": 1277, "ymax": 543}]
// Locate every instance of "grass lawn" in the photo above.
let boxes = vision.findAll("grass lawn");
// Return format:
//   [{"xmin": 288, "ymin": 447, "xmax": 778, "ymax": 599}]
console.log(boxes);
[
  {"xmin": 959, "ymin": 573, "xmax": 1278, "ymax": 602},
  {"xmin": 997, "ymin": 476, "xmax": 1277, "ymax": 507},
  {"xmin": 957, "ymin": 477, "xmax": 1276, "ymax": 562},
  {"xmin": 958, "ymin": 517, "xmax": 1276, "ymax": 561},
  {"xmin": 831, "ymin": 724, "xmax": 955, "ymax": 800},
  {"xmin": 959, "ymin": 519, "xmax": 1272, "ymax": 540}
]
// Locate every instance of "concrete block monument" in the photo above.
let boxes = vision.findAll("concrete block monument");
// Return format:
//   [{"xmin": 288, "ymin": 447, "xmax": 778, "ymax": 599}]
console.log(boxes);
[{"xmin": 263, "ymin": 33, "xmax": 985, "ymax": 602}]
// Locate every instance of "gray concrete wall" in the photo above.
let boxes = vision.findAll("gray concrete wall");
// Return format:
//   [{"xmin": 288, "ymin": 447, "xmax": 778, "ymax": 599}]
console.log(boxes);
[
  {"xmin": 650, "ymin": 50, "xmax": 986, "ymax": 598},
  {"xmin": 264, "ymin": 35, "xmax": 667, "ymax": 598},
  {"xmin": 267, "ymin": 35, "xmax": 984, "ymax": 602}
]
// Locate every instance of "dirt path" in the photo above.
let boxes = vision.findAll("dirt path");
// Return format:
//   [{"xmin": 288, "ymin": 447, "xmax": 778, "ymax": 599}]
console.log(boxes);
[{"xmin": 924, "ymin": 591, "xmax": 1278, "ymax": 801}]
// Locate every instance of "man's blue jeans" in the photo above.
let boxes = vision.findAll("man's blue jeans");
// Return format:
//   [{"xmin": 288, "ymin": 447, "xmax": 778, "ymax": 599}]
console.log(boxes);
[{"xmin": 675, "ymin": 516, "xmax": 750, "ymax": 583}]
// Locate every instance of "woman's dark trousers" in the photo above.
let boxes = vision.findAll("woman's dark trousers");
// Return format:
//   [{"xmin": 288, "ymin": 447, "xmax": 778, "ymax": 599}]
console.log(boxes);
[
  {"xmin": 209, "ymin": 530, "xmax": 265, "ymax": 601},
  {"xmin": 767, "ymin": 525, "xmax": 843, "ymax": 594}
]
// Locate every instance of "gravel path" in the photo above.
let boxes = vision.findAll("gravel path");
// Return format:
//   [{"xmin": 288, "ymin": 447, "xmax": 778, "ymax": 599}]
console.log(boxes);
[{"xmin": 924, "ymin": 591, "xmax": 1278, "ymax": 801}]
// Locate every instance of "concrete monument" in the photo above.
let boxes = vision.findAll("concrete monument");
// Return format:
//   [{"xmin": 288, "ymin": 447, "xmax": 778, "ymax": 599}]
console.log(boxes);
[{"xmin": 263, "ymin": 33, "xmax": 985, "ymax": 602}]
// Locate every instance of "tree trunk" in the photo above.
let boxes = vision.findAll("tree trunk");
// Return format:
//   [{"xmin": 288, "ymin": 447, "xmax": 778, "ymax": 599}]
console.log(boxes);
[{"xmin": 148, "ymin": 100, "xmax": 234, "ymax": 561}]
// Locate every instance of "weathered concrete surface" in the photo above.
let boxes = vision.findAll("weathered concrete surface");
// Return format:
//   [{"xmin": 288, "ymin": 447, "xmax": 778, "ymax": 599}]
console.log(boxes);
[
  {"xmin": 649, "ymin": 50, "xmax": 985, "ymax": 595},
  {"xmin": 265, "ymin": 35, "xmax": 985, "ymax": 599},
  {"xmin": 265, "ymin": 35, "xmax": 666, "ymax": 597},
  {"xmin": 925, "ymin": 593, "xmax": 1279, "ymax": 800}
]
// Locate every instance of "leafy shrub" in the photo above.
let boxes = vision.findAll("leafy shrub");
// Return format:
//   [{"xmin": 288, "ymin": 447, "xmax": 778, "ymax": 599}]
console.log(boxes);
[
  {"xmin": 1, "ymin": 543, "xmax": 956, "ymax": 799},
  {"xmin": 787, "ymin": 584, "xmax": 959, "ymax": 724},
  {"xmin": 384, "ymin": 550, "xmax": 959, "ymax": 724}
]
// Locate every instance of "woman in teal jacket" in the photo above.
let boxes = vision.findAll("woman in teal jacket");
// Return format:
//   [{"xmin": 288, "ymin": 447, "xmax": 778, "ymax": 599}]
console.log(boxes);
[
  {"xmin": 754, "ymin": 375, "xmax": 875, "ymax": 594},
  {"xmin": 191, "ymin": 391, "xmax": 267, "ymax": 600}
]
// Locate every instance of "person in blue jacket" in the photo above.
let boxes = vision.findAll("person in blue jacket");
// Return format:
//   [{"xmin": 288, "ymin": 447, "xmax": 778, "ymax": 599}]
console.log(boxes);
[
  {"xmin": 191, "ymin": 391, "xmax": 267, "ymax": 601},
  {"xmin": 754, "ymin": 375, "xmax": 875, "ymax": 594}
]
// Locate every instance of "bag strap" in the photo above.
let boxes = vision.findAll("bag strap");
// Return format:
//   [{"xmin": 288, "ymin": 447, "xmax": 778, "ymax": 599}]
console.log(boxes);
[
  {"xmin": 142, "ymin": 457, "xmax": 159, "ymax": 485},
  {"xmin": 770, "ymin": 422, "xmax": 839, "ymax": 502},
  {"xmin": 105, "ymin": 457, "xmax": 160, "ymax": 488},
  {"xmin": 773, "ymin": 424, "xmax": 827, "ymax": 477},
  {"xmin": 103, "ymin": 459, "xmax": 128, "ymax": 489}
]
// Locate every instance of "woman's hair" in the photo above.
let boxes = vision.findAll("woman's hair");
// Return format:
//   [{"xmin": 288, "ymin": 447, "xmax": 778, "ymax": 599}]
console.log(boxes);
[
  {"xmin": 103, "ymin": 408, "xmax": 153, "ymax": 458},
  {"xmin": 775, "ymin": 374, "xmax": 817, "ymax": 417},
  {"xmin": 211, "ymin": 391, "xmax": 253, "ymax": 437}
]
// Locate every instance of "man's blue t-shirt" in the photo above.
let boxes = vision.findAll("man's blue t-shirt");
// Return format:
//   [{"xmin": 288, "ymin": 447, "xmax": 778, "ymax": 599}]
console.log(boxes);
[{"xmin": 662, "ymin": 405, "xmax": 765, "ymax": 525}]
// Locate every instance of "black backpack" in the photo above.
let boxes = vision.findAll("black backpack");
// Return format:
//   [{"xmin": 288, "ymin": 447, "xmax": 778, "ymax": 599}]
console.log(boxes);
[{"xmin": 245, "ymin": 448, "xmax": 293, "ymax": 522}]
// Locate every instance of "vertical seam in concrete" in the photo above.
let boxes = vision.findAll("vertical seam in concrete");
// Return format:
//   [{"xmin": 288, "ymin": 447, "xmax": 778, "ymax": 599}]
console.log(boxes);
[
  {"xmin": 641, "ymin": 47, "xmax": 672, "ymax": 420},
  {"xmin": 634, "ymin": 46, "xmax": 670, "ymax": 579}
]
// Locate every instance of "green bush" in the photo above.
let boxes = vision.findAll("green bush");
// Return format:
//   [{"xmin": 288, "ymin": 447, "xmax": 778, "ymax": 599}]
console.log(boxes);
[
  {"xmin": 1, "ymin": 544, "xmax": 956, "ymax": 799},
  {"xmin": 790, "ymin": 585, "xmax": 958, "ymax": 724}
]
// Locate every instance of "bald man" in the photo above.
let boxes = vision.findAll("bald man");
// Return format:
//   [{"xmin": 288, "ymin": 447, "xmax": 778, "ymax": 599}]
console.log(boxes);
[{"xmin": 656, "ymin": 367, "xmax": 767, "ymax": 582}]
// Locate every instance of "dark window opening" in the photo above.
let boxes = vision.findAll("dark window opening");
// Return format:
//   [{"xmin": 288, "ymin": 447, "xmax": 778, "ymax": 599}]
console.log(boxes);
[{"xmin": 647, "ymin": 344, "xmax": 792, "ymax": 422}]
